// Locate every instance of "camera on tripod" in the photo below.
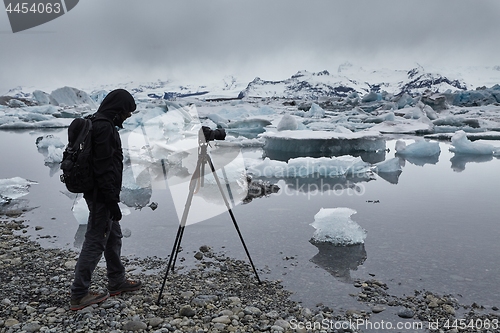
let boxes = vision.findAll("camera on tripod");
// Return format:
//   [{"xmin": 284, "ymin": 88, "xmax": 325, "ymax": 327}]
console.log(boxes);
[
  {"xmin": 158, "ymin": 124, "xmax": 261, "ymax": 304},
  {"xmin": 200, "ymin": 126, "xmax": 226, "ymax": 143}
]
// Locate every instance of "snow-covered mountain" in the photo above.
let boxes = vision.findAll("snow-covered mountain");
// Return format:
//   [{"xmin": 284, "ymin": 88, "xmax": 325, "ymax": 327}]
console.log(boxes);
[
  {"xmin": 238, "ymin": 64, "xmax": 495, "ymax": 100},
  {"xmin": 1, "ymin": 64, "xmax": 499, "ymax": 105}
]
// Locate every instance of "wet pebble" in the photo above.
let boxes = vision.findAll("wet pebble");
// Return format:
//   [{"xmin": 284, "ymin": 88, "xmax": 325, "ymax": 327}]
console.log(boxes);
[
  {"xmin": 397, "ymin": 308, "xmax": 415, "ymax": 318},
  {"xmin": 123, "ymin": 320, "xmax": 147, "ymax": 331}
]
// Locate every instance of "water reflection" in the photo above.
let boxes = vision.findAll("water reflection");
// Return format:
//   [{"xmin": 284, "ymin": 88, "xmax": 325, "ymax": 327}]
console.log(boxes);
[
  {"xmin": 375, "ymin": 170, "xmax": 402, "ymax": 184},
  {"xmin": 283, "ymin": 175, "xmax": 374, "ymax": 193},
  {"xmin": 397, "ymin": 153, "xmax": 440, "ymax": 166},
  {"xmin": 450, "ymin": 154, "xmax": 495, "ymax": 172},
  {"xmin": 264, "ymin": 146, "xmax": 387, "ymax": 164},
  {"xmin": 0, "ymin": 199, "xmax": 37, "ymax": 215},
  {"xmin": 309, "ymin": 240, "xmax": 367, "ymax": 283},
  {"xmin": 74, "ymin": 224, "xmax": 87, "ymax": 248}
]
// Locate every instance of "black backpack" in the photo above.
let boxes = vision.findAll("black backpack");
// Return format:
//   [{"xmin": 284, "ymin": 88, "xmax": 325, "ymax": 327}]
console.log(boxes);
[{"xmin": 60, "ymin": 115, "xmax": 95, "ymax": 193}]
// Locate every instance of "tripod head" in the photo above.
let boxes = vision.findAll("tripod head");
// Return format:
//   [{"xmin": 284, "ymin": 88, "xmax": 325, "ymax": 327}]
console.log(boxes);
[{"xmin": 199, "ymin": 126, "xmax": 226, "ymax": 145}]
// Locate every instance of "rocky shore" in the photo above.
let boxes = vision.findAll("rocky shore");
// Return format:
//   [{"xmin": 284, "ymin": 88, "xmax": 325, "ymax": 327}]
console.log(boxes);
[{"xmin": 1, "ymin": 214, "xmax": 498, "ymax": 333}]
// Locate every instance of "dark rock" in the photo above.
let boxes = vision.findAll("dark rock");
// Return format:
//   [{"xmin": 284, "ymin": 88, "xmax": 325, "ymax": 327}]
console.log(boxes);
[{"xmin": 397, "ymin": 308, "xmax": 414, "ymax": 319}]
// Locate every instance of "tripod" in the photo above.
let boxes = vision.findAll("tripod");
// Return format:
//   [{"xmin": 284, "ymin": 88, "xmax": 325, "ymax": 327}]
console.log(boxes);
[{"xmin": 157, "ymin": 138, "xmax": 261, "ymax": 304}]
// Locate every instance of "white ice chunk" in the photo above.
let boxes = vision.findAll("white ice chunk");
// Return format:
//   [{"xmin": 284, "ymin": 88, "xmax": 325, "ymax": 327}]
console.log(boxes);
[
  {"xmin": 21, "ymin": 113, "xmax": 53, "ymax": 122},
  {"xmin": 35, "ymin": 135, "xmax": 65, "ymax": 164},
  {"xmin": 250, "ymin": 106, "xmax": 276, "ymax": 116},
  {"xmin": 262, "ymin": 130, "xmax": 385, "ymax": 154},
  {"xmin": 399, "ymin": 106, "xmax": 424, "ymax": 119},
  {"xmin": 363, "ymin": 112, "xmax": 396, "ymax": 124},
  {"xmin": 246, "ymin": 156, "xmax": 371, "ymax": 178},
  {"xmin": 310, "ymin": 208, "xmax": 367, "ymax": 245},
  {"xmin": 370, "ymin": 117, "xmax": 433, "ymax": 134},
  {"xmin": 23, "ymin": 105, "xmax": 58, "ymax": 115},
  {"xmin": 72, "ymin": 197, "xmax": 129, "ymax": 224},
  {"xmin": 218, "ymin": 107, "xmax": 250, "ymax": 120},
  {"xmin": 0, "ymin": 119, "xmax": 69, "ymax": 129},
  {"xmin": 207, "ymin": 113, "xmax": 229, "ymax": 128},
  {"xmin": 395, "ymin": 139, "xmax": 441, "ymax": 157},
  {"xmin": 423, "ymin": 105, "xmax": 438, "ymax": 120},
  {"xmin": 45, "ymin": 146, "xmax": 63, "ymax": 164},
  {"xmin": 450, "ymin": 130, "xmax": 500, "ymax": 155},
  {"xmin": 32, "ymin": 90, "xmax": 51, "ymax": 105},
  {"xmin": 227, "ymin": 119, "xmax": 272, "ymax": 132},
  {"xmin": 72, "ymin": 197, "xmax": 89, "ymax": 224},
  {"xmin": 215, "ymin": 136, "xmax": 265, "ymax": 148},
  {"xmin": 49, "ymin": 87, "xmax": 97, "ymax": 108},
  {"xmin": 0, "ymin": 177, "xmax": 38, "ymax": 204},
  {"xmin": 35, "ymin": 135, "xmax": 65, "ymax": 149},
  {"xmin": 277, "ymin": 114, "xmax": 299, "ymax": 131},
  {"xmin": 374, "ymin": 157, "xmax": 402, "ymax": 173},
  {"xmin": 306, "ymin": 103, "xmax": 325, "ymax": 118}
]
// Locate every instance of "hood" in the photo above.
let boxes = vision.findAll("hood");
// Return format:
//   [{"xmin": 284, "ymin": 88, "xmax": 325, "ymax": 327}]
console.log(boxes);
[{"xmin": 96, "ymin": 89, "xmax": 136, "ymax": 127}]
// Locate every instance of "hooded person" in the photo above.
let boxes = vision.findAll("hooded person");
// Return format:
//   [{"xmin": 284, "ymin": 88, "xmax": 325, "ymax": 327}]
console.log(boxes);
[{"xmin": 70, "ymin": 89, "xmax": 142, "ymax": 310}]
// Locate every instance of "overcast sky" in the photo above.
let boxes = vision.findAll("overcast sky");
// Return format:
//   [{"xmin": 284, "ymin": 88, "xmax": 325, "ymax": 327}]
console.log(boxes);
[{"xmin": 1, "ymin": 0, "xmax": 500, "ymax": 94}]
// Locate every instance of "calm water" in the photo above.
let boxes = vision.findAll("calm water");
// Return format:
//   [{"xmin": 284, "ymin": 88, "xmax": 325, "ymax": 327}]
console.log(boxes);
[{"xmin": 1, "ymin": 128, "xmax": 500, "ymax": 318}]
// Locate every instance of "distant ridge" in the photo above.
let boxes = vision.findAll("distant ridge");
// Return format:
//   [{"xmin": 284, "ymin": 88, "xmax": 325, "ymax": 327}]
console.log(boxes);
[{"xmin": 2, "ymin": 64, "xmax": 500, "ymax": 103}]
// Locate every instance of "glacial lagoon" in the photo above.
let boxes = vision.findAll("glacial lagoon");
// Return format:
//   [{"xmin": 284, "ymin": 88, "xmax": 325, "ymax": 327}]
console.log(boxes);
[{"xmin": 1, "ymin": 128, "xmax": 500, "ymax": 318}]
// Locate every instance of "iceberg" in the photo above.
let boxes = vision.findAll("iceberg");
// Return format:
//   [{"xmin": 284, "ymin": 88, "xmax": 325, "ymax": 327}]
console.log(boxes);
[
  {"xmin": 72, "ymin": 197, "xmax": 89, "ymax": 225},
  {"xmin": 433, "ymin": 115, "xmax": 481, "ymax": 129},
  {"xmin": 227, "ymin": 118, "xmax": 272, "ymax": 134},
  {"xmin": 0, "ymin": 177, "xmax": 38, "ymax": 205},
  {"xmin": 305, "ymin": 103, "xmax": 325, "ymax": 118},
  {"xmin": 395, "ymin": 139, "xmax": 441, "ymax": 157},
  {"xmin": 49, "ymin": 86, "xmax": 96, "ymax": 108},
  {"xmin": 33, "ymin": 90, "xmax": 50, "ymax": 105},
  {"xmin": 373, "ymin": 157, "xmax": 402, "ymax": 184},
  {"xmin": 35, "ymin": 135, "xmax": 65, "ymax": 149},
  {"xmin": 71, "ymin": 196, "xmax": 130, "ymax": 224},
  {"xmin": 277, "ymin": 114, "xmax": 299, "ymax": 131},
  {"xmin": 246, "ymin": 156, "xmax": 372, "ymax": 179},
  {"xmin": 36, "ymin": 135, "xmax": 65, "ymax": 164},
  {"xmin": 450, "ymin": 130, "xmax": 500, "ymax": 155},
  {"xmin": 370, "ymin": 115, "xmax": 434, "ymax": 134},
  {"xmin": 261, "ymin": 129, "xmax": 385, "ymax": 155},
  {"xmin": 45, "ymin": 145, "xmax": 64, "ymax": 164},
  {"xmin": 374, "ymin": 157, "xmax": 402, "ymax": 173},
  {"xmin": 310, "ymin": 208, "xmax": 367, "ymax": 246},
  {"xmin": 363, "ymin": 112, "xmax": 396, "ymax": 124}
]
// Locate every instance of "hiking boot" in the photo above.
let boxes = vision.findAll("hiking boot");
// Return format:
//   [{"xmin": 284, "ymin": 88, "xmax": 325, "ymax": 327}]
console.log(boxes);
[
  {"xmin": 70, "ymin": 291, "xmax": 109, "ymax": 311},
  {"xmin": 108, "ymin": 279, "xmax": 142, "ymax": 296}
]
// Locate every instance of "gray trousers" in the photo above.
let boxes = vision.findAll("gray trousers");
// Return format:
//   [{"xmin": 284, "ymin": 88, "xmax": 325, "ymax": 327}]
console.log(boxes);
[{"xmin": 70, "ymin": 199, "xmax": 125, "ymax": 299}]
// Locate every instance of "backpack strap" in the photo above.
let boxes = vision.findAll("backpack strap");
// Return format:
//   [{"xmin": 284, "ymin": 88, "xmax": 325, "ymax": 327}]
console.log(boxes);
[
  {"xmin": 67, "ymin": 118, "xmax": 92, "ymax": 149},
  {"xmin": 85, "ymin": 113, "xmax": 115, "ymax": 228}
]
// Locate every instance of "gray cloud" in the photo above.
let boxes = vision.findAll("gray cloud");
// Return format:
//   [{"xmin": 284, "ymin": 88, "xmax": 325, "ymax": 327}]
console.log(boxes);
[{"xmin": 1, "ymin": 0, "xmax": 499, "ymax": 93}]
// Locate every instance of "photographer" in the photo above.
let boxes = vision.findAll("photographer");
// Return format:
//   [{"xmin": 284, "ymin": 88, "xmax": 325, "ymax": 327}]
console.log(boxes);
[{"xmin": 70, "ymin": 89, "xmax": 142, "ymax": 310}]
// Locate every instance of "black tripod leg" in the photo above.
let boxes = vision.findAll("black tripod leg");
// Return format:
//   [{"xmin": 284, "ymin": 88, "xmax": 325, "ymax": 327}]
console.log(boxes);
[
  {"xmin": 207, "ymin": 156, "xmax": 262, "ymax": 284},
  {"xmin": 157, "ymin": 157, "xmax": 204, "ymax": 304},
  {"xmin": 157, "ymin": 224, "xmax": 184, "ymax": 304},
  {"xmin": 171, "ymin": 226, "xmax": 185, "ymax": 271}
]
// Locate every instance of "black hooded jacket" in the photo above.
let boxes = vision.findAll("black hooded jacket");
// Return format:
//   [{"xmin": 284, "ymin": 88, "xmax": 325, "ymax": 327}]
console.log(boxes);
[{"xmin": 84, "ymin": 89, "xmax": 136, "ymax": 204}]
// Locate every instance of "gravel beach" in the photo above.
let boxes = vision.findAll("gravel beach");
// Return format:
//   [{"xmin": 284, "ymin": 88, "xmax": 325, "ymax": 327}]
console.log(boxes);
[{"xmin": 1, "ymin": 212, "xmax": 499, "ymax": 333}]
